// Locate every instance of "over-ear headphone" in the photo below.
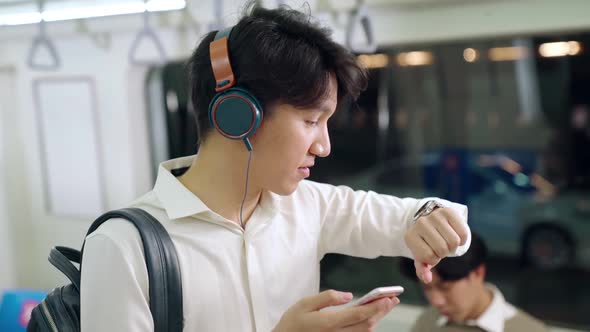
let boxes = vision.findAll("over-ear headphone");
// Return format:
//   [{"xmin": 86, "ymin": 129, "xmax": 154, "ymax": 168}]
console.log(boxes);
[{"xmin": 208, "ymin": 27, "xmax": 263, "ymax": 151}]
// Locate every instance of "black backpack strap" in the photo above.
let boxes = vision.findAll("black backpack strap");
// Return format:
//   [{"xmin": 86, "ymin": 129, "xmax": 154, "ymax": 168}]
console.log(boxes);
[
  {"xmin": 81, "ymin": 207, "xmax": 184, "ymax": 332},
  {"xmin": 56, "ymin": 246, "xmax": 82, "ymax": 263},
  {"xmin": 48, "ymin": 246, "xmax": 82, "ymax": 291}
]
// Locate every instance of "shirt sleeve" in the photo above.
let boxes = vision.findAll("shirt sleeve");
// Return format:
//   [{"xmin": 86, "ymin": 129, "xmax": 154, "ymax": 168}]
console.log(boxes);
[
  {"xmin": 303, "ymin": 181, "xmax": 470, "ymax": 260},
  {"xmin": 80, "ymin": 220, "xmax": 153, "ymax": 332}
]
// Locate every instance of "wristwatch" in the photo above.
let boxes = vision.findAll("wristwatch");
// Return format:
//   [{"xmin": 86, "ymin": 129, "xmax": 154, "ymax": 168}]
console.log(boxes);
[{"xmin": 413, "ymin": 200, "xmax": 444, "ymax": 222}]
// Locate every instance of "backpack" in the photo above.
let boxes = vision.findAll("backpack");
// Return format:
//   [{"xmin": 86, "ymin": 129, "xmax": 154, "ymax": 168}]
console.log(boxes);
[{"xmin": 26, "ymin": 208, "xmax": 184, "ymax": 332}]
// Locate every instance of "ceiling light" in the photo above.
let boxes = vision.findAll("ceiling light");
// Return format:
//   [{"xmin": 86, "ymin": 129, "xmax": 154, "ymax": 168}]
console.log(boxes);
[
  {"xmin": 539, "ymin": 41, "xmax": 582, "ymax": 57},
  {"xmin": 0, "ymin": 0, "xmax": 185, "ymax": 26}
]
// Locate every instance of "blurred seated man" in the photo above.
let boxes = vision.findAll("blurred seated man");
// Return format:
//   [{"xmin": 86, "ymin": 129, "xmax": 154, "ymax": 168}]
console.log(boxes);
[{"xmin": 401, "ymin": 233, "xmax": 547, "ymax": 332}]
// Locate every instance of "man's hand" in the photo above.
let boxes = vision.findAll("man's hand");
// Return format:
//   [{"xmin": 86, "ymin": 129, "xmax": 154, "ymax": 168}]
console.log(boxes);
[
  {"xmin": 404, "ymin": 207, "xmax": 469, "ymax": 283},
  {"xmin": 273, "ymin": 290, "xmax": 399, "ymax": 332}
]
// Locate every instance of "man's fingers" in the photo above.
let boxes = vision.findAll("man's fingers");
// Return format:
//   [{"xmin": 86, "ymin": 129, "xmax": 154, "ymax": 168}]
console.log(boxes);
[
  {"xmin": 406, "ymin": 230, "xmax": 441, "ymax": 266},
  {"xmin": 439, "ymin": 208, "xmax": 469, "ymax": 246},
  {"xmin": 414, "ymin": 261, "xmax": 433, "ymax": 284},
  {"xmin": 360, "ymin": 296, "xmax": 398, "ymax": 324},
  {"xmin": 324, "ymin": 297, "xmax": 398, "ymax": 328},
  {"xmin": 413, "ymin": 208, "xmax": 468, "ymax": 258},
  {"xmin": 418, "ymin": 215, "xmax": 451, "ymax": 259},
  {"xmin": 297, "ymin": 290, "xmax": 353, "ymax": 312},
  {"xmin": 409, "ymin": 235, "xmax": 439, "ymax": 283},
  {"xmin": 340, "ymin": 297, "xmax": 399, "ymax": 331},
  {"xmin": 433, "ymin": 213, "xmax": 462, "ymax": 252}
]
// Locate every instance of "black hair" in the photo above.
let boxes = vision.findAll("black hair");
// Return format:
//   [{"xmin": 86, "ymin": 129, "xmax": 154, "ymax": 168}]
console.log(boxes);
[
  {"xmin": 186, "ymin": 2, "xmax": 368, "ymax": 144},
  {"xmin": 399, "ymin": 232, "xmax": 489, "ymax": 282}
]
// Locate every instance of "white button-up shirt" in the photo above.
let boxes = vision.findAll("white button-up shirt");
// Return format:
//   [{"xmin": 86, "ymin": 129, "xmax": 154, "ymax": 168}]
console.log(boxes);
[{"xmin": 81, "ymin": 155, "xmax": 469, "ymax": 331}]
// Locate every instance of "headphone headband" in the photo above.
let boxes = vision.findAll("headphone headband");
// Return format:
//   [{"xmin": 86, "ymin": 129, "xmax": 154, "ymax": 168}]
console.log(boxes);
[
  {"xmin": 208, "ymin": 26, "xmax": 262, "ymax": 152},
  {"xmin": 210, "ymin": 27, "xmax": 236, "ymax": 92}
]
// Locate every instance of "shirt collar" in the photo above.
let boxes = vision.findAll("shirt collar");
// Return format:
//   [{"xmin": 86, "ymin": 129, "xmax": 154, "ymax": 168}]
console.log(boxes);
[
  {"xmin": 436, "ymin": 284, "xmax": 516, "ymax": 332},
  {"xmin": 153, "ymin": 154, "xmax": 282, "ymax": 221},
  {"xmin": 153, "ymin": 155, "xmax": 210, "ymax": 220}
]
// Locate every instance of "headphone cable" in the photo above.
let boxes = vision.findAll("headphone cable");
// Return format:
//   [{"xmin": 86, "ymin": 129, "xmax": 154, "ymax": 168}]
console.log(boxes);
[{"xmin": 239, "ymin": 150, "xmax": 253, "ymax": 230}]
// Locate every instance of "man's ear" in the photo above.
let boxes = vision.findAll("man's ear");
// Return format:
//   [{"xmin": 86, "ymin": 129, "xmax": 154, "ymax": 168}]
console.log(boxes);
[{"xmin": 470, "ymin": 264, "xmax": 486, "ymax": 282}]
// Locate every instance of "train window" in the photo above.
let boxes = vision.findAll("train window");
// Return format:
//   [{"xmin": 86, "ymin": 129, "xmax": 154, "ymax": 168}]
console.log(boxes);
[{"xmin": 317, "ymin": 34, "xmax": 590, "ymax": 330}]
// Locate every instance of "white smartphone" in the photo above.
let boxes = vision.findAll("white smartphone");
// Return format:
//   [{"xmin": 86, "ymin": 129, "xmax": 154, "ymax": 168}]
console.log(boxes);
[{"xmin": 352, "ymin": 286, "xmax": 404, "ymax": 306}]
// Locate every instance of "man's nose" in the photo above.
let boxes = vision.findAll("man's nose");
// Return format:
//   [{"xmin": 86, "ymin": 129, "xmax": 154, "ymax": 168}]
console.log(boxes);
[
  {"xmin": 310, "ymin": 142, "xmax": 330, "ymax": 157},
  {"xmin": 311, "ymin": 127, "xmax": 331, "ymax": 157}
]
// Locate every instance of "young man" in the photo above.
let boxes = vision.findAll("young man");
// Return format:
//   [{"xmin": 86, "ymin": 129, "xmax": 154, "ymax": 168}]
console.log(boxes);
[
  {"xmin": 81, "ymin": 4, "xmax": 471, "ymax": 331},
  {"xmin": 403, "ymin": 234, "xmax": 547, "ymax": 332}
]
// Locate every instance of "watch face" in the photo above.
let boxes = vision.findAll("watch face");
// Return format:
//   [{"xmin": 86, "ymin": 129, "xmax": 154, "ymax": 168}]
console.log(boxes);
[
  {"xmin": 414, "ymin": 200, "xmax": 441, "ymax": 220},
  {"xmin": 415, "ymin": 200, "xmax": 433, "ymax": 219},
  {"xmin": 427, "ymin": 201, "xmax": 443, "ymax": 215},
  {"xmin": 425, "ymin": 201, "xmax": 436, "ymax": 213},
  {"xmin": 414, "ymin": 203, "xmax": 427, "ymax": 219}
]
